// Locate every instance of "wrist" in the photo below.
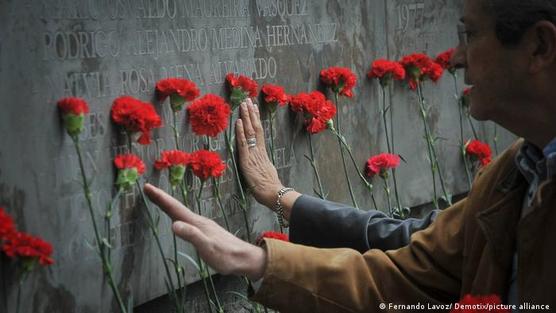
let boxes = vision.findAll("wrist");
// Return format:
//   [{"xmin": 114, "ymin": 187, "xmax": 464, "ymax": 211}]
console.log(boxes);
[{"xmin": 240, "ymin": 245, "xmax": 267, "ymax": 280}]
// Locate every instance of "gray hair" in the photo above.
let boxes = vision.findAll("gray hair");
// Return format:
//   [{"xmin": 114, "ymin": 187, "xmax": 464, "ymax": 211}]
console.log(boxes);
[{"xmin": 484, "ymin": 0, "xmax": 556, "ymax": 45}]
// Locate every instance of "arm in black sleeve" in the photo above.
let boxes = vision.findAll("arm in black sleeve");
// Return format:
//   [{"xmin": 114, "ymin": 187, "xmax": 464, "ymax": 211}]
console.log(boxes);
[{"xmin": 289, "ymin": 195, "xmax": 439, "ymax": 253}]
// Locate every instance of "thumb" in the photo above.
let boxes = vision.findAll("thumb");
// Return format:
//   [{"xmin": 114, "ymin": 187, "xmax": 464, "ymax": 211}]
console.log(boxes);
[{"xmin": 172, "ymin": 221, "xmax": 207, "ymax": 248}]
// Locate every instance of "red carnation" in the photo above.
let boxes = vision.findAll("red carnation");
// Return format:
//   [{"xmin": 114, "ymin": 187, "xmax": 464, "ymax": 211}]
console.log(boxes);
[
  {"xmin": 461, "ymin": 87, "xmax": 473, "ymax": 108},
  {"xmin": 365, "ymin": 153, "xmax": 401, "ymax": 178},
  {"xmin": 156, "ymin": 78, "xmax": 200, "ymax": 111},
  {"xmin": 289, "ymin": 91, "xmax": 337, "ymax": 134},
  {"xmin": 154, "ymin": 150, "xmax": 190, "ymax": 170},
  {"xmin": 256, "ymin": 231, "xmax": 289, "ymax": 245},
  {"xmin": 188, "ymin": 150, "xmax": 226, "ymax": 181},
  {"xmin": 261, "ymin": 84, "xmax": 289, "ymax": 108},
  {"xmin": 187, "ymin": 94, "xmax": 231, "ymax": 137},
  {"xmin": 450, "ymin": 294, "xmax": 510, "ymax": 313},
  {"xmin": 320, "ymin": 66, "xmax": 357, "ymax": 97},
  {"xmin": 0, "ymin": 207, "xmax": 16, "ymax": 240},
  {"xmin": 435, "ymin": 48, "xmax": 456, "ymax": 73},
  {"xmin": 399, "ymin": 53, "xmax": 444, "ymax": 90},
  {"xmin": 114, "ymin": 154, "xmax": 146, "ymax": 190},
  {"xmin": 57, "ymin": 97, "xmax": 90, "ymax": 115},
  {"xmin": 463, "ymin": 87, "xmax": 473, "ymax": 96},
  {"xmin": 226, "ymin": 73, "xmax": 259, "ymax": 97},
  {"xmin": 367, "ymin": 59, "xmax": 406, "ymax": 86},
  {"xmin": 465, "ymin": 140, "xmax": 492, "ymax": 167},
  {"xmin": 57, "ymin": 97, "xmax": 90, "ymax": 137},
  {"xmin": 2, "ymin": 231, "xmax": 54, "ymax": 266},
  {"xmin": 155, "ymin": 150, "xmax": 190, "ymax": 187},
  {"xmin": 111, "ymin": 96, "xmax": 162, "ymax": 145}
]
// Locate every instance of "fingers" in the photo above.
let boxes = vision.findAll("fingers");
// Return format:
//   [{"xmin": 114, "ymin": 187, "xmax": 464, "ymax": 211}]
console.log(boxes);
[
  {"xmin": 172, "ymin": 221, "xmax": 209, "ymax": 249},
  {"xmin": 240, "ymin": 101, "xmax": 257, "ymax": 143},
  {"xmin": 235, "ymin": 119, "xmax": 249, "ymax": 158},
  {"xmin": 144, "ymin": 183, "xmax": 193, "ymax": 222},
  {"xmin": 246, "ymin": 98, "xmax": 266, "ymax": 148}
]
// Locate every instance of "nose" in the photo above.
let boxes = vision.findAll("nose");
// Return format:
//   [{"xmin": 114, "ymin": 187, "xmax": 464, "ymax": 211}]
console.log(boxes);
[{"xmin": 450, "ymin": 44, "xmax": 466, "ymax": 70}]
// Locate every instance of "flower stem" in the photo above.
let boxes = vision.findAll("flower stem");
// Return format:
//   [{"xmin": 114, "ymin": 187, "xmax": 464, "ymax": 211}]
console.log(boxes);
[
  {"xmin": 15, "ymin": 272, "xmax": 28, "ymax": 313},
  {"xmin": 329, "ymin": 128, "xmax": 378, "ymax": 210},
  {"xmin": 382, "ymin": 86, "xmax": 402, "ymax": 212},
  {"xmin": 333, "ymin": 93, "xmax": 358, "ymax": 208},
  {"xmin": 268, "ymin": 111, "xmax": 276, "ymax": 165},
  {"xmin": 195, "ymin": 181, "xmax": 223, "ymax": 313},
  {"xmin": 453, "ymin": 75, "xmax": 473, "ymax": 190},
  {"xmin": 172, "ymin": 111, "xmax": 180, "ymax": 150},
  {"xmin": 307, "ymin": 133, "xmax": 326, "ymax": 199},
  {"xmin": 212, "ymin": 178, "xmax": 231, "ymax": 232},
  {"xmin": 73, "ymin": 137, "xmax": 128, "ymax": 313},
  {"xmin": 382, "ymin": 176, "xmax": 393, "ymax": 217},
  {"xmin": 493, "ymin": 124, "xmax": 499, "ymax": 155},
  {"xmin": 224, "ymin": 131, "xmax": 251, "ymax": 242}
]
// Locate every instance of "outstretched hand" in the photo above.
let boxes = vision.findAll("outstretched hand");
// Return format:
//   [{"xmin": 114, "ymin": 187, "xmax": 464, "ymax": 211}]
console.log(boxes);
[{"xmin": 143, "ymin": 183, "xmax": 267, "ymax": 281}]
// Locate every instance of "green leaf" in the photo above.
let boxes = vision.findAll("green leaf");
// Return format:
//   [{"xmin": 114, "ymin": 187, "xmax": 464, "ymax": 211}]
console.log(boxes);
[{"xmin": 230, "ymin": 88, "xmax": 248, "ymax": 110}]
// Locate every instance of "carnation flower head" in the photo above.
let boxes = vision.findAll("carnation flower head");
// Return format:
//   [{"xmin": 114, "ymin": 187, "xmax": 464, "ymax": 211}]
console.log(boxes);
[
  {"xmin": 465, "ymin": 139, "xmax": 492, "ymax": 167},
  {"xmin": 154, "ymin": 150, "xmax": 190, "ymax": 187},
  {"xmin": 0, "ymin": 207, "xmax": 16, "ymax": 241},
  {"xmin": 399, "ymin": 53, "xmax": 444, "ymax": 90},
  {"xmin": 289, "ymin": 91, "xmax": 337, "ymax": 134},
  {"xmin": 256, "ymin": 231, "xmax": 289, "ymax": 245},
  {"xmin": 367, "ymin": 59, "xmax": 406, "ymax": 86},
  {"xmin": 461, "ymin": 87, "xmax": 473, "ymax": 108},
  {"xmin": 2, "ymin": 231, "xmax": 54, "ymax": 267},
  {"xmin": 435, "ymin": 48, "xmax": 456, "ymax": 73},
  {"xmin": 320, "ymin": 66, "xmax": 357, "ymax": 97},
  {"xmin": 261, "ymin": 84, "xmax": 289, "ymax": 111},
  {"xmin": 450, "ymin": 294, "xmax": 509, "ymax": 313},
  {"xmin": 188, "ymin": 150, "xmax": 226, "ymax": 181},
  {"xmin": 187, "ymin": 94, "xmax": 231, "ymax": 137},
  {"xmin": 226, "ymin": 73, "xmax": 259, "ymax": 109},
  {"xmin": 57, "ymin": 97, "xmax": 90, "ymax": 137},
  {"xmin": 365, "ymin": 153, "xmax": 401, "ymax": 178},
  {"xmin": 156, "ymin": 78, "xmax": 200, "ymax": 111},
  {"xmin": 111, "ymin": 96, "xmax": 162, "ymax": 145},
  {"xmin": 114, "ymin": 154, "xmax": 146, "ymax": 191}
]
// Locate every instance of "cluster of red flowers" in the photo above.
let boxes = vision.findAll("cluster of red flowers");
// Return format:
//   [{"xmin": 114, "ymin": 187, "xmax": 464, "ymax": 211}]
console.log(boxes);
[
  {"xmin": 0, "ymin": 207, "xmax": 54, "ymax": 266},
  {"xmin": 226, "ymin": 73, "xmax": 259, "ymax": 98},
  {"xmin": 290, "ymin": 91, "xmax": 337, "ymax": 134},
  {"xmin": 365, "ymin": 153, "xmax": 401, "ymax": 178},
  {"xmin": 261, "ymin": 84, "xmax": 289, "ymax": 107},
  {"xmin": 57, "ymin": 97, "xmax": 90, "ymax": 115},
  {"xmin": 435, "ymin": 48, "xmax": 456, "ymax": 73},
  {"xmin": 450, "ymin": 294, "xmax": 509, "ymax": 313},
  {"xmin": 188, "ymin": 150, "xmax": 226, "ymax": 181},
  {"xmin": 399, "ymin": 53, "xmax": 444, "ymax": 90},
  {"xmin": 111, "ymin": 96, "xmax": 162, "ymax": 145},
  {"xmin": 155, "ymin": 78, "xmax": 200, "ymax": 109},
  {"xmin": 187, "ymin": 94, "xmax": 231, "ymax": 137},
  {"xmin": 256, "ymin": 231, "xmax": 289, "ymax": 245},
  {"xmin": 466, "ymin": 140, "xmax": 492, "ymax": 166},
  {"xmin": 367, "ymin": 59, "xmax": 406, "ymax": 85},
  {"xmin": 320, "ymin": 66, "xmax": 357, "ymax": 97}
]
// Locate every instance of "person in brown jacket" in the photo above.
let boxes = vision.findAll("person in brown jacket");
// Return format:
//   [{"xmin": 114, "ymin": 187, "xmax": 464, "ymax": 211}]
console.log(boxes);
[{"xmin": 144, "ymin": 0, "xmax": 556, "ymax": 311}]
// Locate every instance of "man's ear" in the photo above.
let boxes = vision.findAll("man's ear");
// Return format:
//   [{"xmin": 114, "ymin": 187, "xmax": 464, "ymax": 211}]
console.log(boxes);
[{"xmin": 527, "ymin": 21, "xmax": 556, "ymax": 73}]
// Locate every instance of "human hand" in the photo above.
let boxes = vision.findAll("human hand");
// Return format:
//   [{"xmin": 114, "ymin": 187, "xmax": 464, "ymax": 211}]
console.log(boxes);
[
  {"xmin": 235, "ymin": 98, "xmax": 284, "ymax": 208},
  {"xmin": 144, "ymin": 183, "xmax": 267, "ymax": 280}
]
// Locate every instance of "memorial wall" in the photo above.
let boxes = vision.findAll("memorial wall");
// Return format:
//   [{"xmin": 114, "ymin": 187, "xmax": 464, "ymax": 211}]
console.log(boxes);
[{"xmin": 0, "ymin": 0, "xmax": 516, "ymax": 312}]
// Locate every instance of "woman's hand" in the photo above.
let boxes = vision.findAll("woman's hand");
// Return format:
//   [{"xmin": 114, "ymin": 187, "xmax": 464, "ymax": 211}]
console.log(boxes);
[
  {"xmin": 144, "ymin": 183, "xmax": 267, "ymax": 280},
  {"xmin": 235, "ymin": 98, "xmax": 284, "ymax": 208}
]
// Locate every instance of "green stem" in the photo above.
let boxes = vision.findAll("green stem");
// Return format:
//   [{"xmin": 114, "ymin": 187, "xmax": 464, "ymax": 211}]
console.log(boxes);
[
  {"xmin": 268, "ymin": 111, "xmax": 276, "ymax": 165},
  {"xmin": 15, "ymin": 272, "xmax": 28, "ymax": 313},
  {"xmin": 213, "ymin": 178, "xmax": 231, "ymax": 232},
  {"xmin": 307, "ymin": 133, "xmax": 326, "ymax": 199},
  {"xmin": 195, "ymin": 181, "xmax": 223, "ymax": 313},
  {"xmin": 453, "ymin": 75, "xmax": 473, "ymax": 190},
  {"xmin": 382, "ymin": 85, "xmax": 402, "ymax": 211},
  {"xmin": 493, "ymin": 124, "xmax": 499, "ymax": 155},
  {"xmin": 73, "ymin": 138, "xmax": 127, "ymax": 313},
  {"xmin": 329, "ymin": 128, "xmax": 378, "ymax": 210},
  {"xmin": 172, "ymin": 111, "xmax": 180, "ymax": 150},
  {"xmin": 224, "ymin": 131, "xmax": 251, "ymax": 242},
  {"xmin": 334, "ymin": 93, "xmax": 358, "ymax": 208},
  {"xmin": 415, "ymin": 85, "xmax": 440, "ymax": 210},
  {"xmin": 381, "ymin": 86, "xmax": 392, "ymax": 154},
  {"xmin": 383, "ymin": 176, "xmax": 393, "ymax": 217},
  {"xmin": 466, "ymin": 113, "xmax": 479, "ymax": 140}
]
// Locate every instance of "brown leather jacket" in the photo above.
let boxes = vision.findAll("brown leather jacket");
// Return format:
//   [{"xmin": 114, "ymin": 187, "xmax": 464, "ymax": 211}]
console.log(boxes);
[{"xmin": 252, "ymin": 140, "xmax": 556, "ymax": 312}]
